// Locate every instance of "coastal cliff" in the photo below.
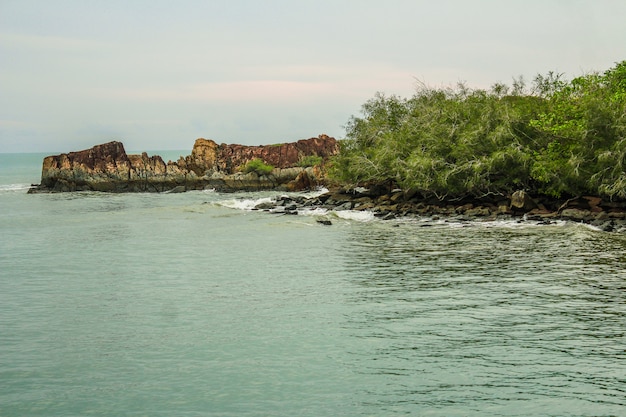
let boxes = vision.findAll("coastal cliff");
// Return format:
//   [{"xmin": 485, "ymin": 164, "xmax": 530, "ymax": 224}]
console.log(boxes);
[{"xmin": 29, "ymin": 135, "xmax": 338, "ymax": 193}]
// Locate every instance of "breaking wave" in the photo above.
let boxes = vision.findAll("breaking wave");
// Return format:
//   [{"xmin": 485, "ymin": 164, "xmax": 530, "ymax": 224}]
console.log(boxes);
[
  {"xmin": 332, "ymin": 210, "xmax": 376, "ymax": 222},
  {"xmin": 0, "ymin": 183, "xmax": 31, "ymax": 193},
  {"xmin": 216, "ymin": 195, "xmax": 275, "ymax": 211}
]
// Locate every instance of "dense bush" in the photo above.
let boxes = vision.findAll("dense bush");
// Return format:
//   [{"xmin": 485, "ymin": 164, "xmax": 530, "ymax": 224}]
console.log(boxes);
[
  {"xmin": 297, "ymin": 155, "xmax": 323, "ymax": 167},
  {"xmin": 331, "ymin": 61, "xmax": 626, "ymax": 199},
  {"xmin": 243, "ymin": 158, "xmax": 274, "ymax": 175}
]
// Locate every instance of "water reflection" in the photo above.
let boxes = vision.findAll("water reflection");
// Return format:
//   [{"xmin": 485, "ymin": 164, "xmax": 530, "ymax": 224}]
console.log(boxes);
[{"xmin": 340, "ymin": 221, "xmax": 626, "ymax": 415}]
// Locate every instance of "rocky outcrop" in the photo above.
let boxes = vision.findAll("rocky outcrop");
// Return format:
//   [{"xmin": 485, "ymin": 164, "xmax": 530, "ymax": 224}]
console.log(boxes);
[
  {"xmin": 29, "ymin": 135, "xmax": 338, "ymax": 193},
  {"xmin": 179, "ymin": 134, "xmax": 337, "ymax": 176}
]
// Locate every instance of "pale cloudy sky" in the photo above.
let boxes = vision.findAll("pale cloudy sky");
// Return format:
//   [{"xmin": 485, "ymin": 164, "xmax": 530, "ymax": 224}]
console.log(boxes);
[{"xmin": 1, "ymin": 0, "xmax": 624, "ymax": 153}]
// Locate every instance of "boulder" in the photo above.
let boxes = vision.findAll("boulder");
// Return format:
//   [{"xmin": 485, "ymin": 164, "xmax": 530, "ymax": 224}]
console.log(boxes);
[
  {"xmin": 286, "ymin": 169, "xmax": 315, "ymax": 191},
  {"xmin": 510, "ymin": 190, "xmax": 537, "ymax": 211},
  {"xmin": 560, "ymin": 208, "xmax": 592, "ymax": 221}
]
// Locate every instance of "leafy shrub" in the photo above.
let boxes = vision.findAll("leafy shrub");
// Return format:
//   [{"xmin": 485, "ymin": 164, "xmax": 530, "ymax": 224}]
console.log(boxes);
[
  {"xmin": 297, "ymin": 155, "xmax": 323, "ymax": 167},
  {"xmin": 243, "ymin": 158, "xmax": 274, "ymax": 175}
]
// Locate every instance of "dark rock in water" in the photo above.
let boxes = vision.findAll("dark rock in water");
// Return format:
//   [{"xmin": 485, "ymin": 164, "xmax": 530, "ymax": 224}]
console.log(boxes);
[
  {"xmin": 337, "ymin": 202, "xmax": 353, "ymax": 210},
  {"xmin": 254, "ymin": 201, "xmax": 277, "ymax": 211},
  {"xmin": 165, "ymin": 185, "xmax": 186, "ymax": 193},
  {"xmin": 316, "ymin": 219, "xmax": 332, "ymax": 225},
  {"xmin": 29, "ymin": 135, "xmax": 338, "ymax": 193},
  {"xmin": 559, "ymin": 208, "xmax": 593, "ymax": 221},
  {"xmin": 592, "ymin": 220, "xmax": 616, "ymax": 232}
]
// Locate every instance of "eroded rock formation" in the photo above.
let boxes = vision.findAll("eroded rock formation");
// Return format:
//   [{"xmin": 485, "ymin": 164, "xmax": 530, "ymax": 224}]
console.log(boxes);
[{"xmin": 29, "ymin": 135, "xmax": 338, "ymax": 193}]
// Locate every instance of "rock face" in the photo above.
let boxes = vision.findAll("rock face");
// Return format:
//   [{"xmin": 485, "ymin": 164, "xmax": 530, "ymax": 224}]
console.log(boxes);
[
  {"xmin": 179, "ymin": 134, "xmax": 338, "ymax": 176},
  {"xmin": 30, "ymin": 135, "xmax": 338, "ymax": 193}
]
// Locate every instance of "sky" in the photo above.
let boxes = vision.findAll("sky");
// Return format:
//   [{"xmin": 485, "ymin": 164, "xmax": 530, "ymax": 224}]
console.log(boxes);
[{"xmin": 1, "ymin": 0, "xmax": 625, "ymax": 154}]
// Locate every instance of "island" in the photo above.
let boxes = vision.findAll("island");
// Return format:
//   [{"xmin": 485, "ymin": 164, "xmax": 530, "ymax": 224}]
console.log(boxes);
[{"xmin": 28, "ymin": 134, "xmax": 338, "ymax": 193}]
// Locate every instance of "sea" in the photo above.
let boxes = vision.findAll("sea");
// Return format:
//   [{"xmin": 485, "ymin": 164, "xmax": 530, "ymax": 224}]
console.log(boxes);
[{"xmin": 1, "ymin": 151, "xmax": 625, "ymax": 417}]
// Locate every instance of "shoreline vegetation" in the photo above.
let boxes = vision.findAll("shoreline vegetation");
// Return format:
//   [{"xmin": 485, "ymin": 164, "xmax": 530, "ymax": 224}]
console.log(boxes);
[
  {"xmin": 329, "ymin": 60, "xmax": 626, "ymax": 201},
  {"xmin": 312, "ymin": 60, "xmax": 626, "ymax": 231}
]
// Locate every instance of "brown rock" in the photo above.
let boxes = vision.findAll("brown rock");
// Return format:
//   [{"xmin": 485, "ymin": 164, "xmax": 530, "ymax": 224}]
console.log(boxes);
[
  {"xmin": 465, "ymin": 206, "xmax": 491, "ymax": 217},
  {"xmin": 286, "ymin": 169, "xmax": 314, "ymax": 191},
  {"xmin": 528, "ymin": 208, "xmax": 557, "ymax": 218},
  {"xmin": 608, "ymin": 211, "xmax": 626, "ymax": 219},
  {"xmin": 214, "ymin": 134, "xmax": 337, "ymax": 174},
  {"xmin": 496, "ymin": 204, "xmax": 512, "ymax": 215},
  {"xmin": 457, "ymin": 203, "xmax": 474, "ymax": 214},
  {"xmin": 560, "ymin": 208, "xmax": 591, "ymax": 220},
  {"xmin": 390, "ymin": 192, "xmax": 405, "ymax": 203},
  {"xmin": 40, "ymin": 141, "xmax": 132, "ymax": 191},
  {"xmin": 510, "ymin": 190, "xmax": 537, "ymax": 211},
  {"xmin": 184, "ymin": 138, "xmax": 219, "ymax": 175}
]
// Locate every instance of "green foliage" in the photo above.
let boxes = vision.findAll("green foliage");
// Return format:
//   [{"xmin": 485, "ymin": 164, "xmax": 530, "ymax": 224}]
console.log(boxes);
[
  {"xmin": 528, "ymin": 62, "xmax": 626, "ymax": 197},
  {"xmin": 243, "ymin": 158, "xmax": 274, "ymax": 175},
  {"xmin": 331, "ymin": 61, "xmax": 626, "ymax": 199},
  {"xmin": 297, "ymin": 155, "xmax": 323, "ymax": 167}
]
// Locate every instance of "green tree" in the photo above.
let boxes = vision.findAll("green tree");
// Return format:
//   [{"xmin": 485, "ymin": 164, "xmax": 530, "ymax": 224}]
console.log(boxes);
[
  {"xmin": 331, "ymin": 61, "xmax": 626, "ymax": 200},
  {"xmin": 529, "ymin": 61, "xmax": 626, "ymax": 197}
]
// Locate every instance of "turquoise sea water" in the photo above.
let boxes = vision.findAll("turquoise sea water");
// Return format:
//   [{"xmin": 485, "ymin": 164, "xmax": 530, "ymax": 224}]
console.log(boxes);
[{"xmin": 1, "ymin": 152, "xmax": 625, "ymax": 416}]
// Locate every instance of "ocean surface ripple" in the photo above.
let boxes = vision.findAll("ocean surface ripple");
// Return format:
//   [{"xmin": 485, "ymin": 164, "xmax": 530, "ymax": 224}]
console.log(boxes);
[{"xmin": 1, "ymin": 153, "xmax": 625, "ymax": 416}]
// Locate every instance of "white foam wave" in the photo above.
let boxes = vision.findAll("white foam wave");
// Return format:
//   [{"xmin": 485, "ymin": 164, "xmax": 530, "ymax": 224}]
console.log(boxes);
[
  {"xmin": 300, "ymin": 186, "xmax": 329, "ymax": 198},
  {"xmin": 0, "ymin": 183, "xmax": 31, "ymax": 192},
  {"xmin": 334, "ymin": 210, "xmax": 376, "ymax": 222},
  {"xmin": 401, "ymin": 216, "xmax": 571, "ymax": 230},
  {"xmin": 217, "ymin": 196, "xmax": 274, "ymax": 211},
  {"xmin": 297, "ymin": 207, "xmax": 375, "ymax": 222},
  {"xmin": 298, "ymin": 207, "xmax": 330, "ymax": 217}
]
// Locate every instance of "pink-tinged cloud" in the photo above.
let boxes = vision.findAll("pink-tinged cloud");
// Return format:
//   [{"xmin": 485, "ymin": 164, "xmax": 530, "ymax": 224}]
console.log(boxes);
[
  {"xmin": 185, "ymin": 80, "xmax": 337, "ymax": 101},
  {"xmin": 90, "ymin": 80, "xmax": 334, "ymax": 102},
  {"xmin": 90, "ymin": 68, "xmax": 418, "ymax": 104}
]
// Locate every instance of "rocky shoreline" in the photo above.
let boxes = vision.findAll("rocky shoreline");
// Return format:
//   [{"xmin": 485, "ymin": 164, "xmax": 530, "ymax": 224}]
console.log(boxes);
[
  {"xmin": 26, "ymin": 136, "xmax": 626, "ymax": 232},
  {"xmin": 250, "ymin": 186, "xmax": 626, "ymax": 232}
]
